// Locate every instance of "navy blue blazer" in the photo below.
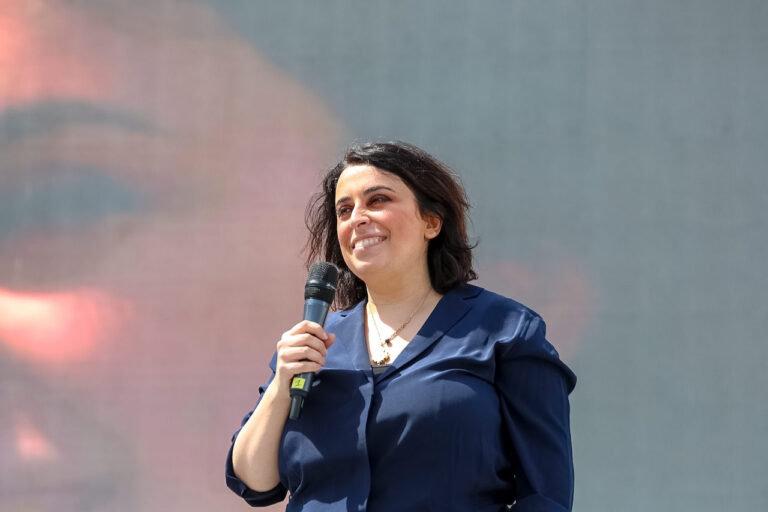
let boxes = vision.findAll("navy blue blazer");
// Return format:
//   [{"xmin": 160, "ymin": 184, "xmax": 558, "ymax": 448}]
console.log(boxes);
[{"xmin": 227, "ymin": 284, "xmax": 576, "ymax": 511}]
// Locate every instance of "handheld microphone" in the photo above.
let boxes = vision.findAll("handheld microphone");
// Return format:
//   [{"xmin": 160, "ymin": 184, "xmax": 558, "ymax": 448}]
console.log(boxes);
[{"xmin": 289, "ymin": 262, "xmax": 339, "ymax": 420}]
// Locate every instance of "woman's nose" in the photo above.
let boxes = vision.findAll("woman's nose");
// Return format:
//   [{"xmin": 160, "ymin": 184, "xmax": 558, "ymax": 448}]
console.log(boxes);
[{"xmin": 350, "ymin": 205, "xmax": 369, "ymax": 227}]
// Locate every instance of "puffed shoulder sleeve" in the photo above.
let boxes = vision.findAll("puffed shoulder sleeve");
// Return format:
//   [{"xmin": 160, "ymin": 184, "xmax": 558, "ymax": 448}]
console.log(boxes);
[
  {"xmin": 225, "ymin": 354, "xmax": 288, "ymax": 507},
  {"xmin": 495, "ymin": 313, "xmax": 577, "ymax": 511}
]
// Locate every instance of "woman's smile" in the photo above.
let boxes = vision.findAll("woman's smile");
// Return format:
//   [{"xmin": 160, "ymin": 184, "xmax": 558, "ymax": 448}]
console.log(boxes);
[{"xmin": 352, "ymin": 235, "xmax": 387, "ymax": 253}]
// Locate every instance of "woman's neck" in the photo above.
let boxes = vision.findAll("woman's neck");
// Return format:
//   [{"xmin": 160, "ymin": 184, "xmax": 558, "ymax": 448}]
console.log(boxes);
[{"xmin": 365, "ymin": 271, "xmax": 437, "ymax": 318}]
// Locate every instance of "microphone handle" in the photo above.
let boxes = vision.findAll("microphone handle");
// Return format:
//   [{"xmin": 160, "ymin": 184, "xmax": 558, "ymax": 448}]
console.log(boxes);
[{"xmin": 289, "ymin": 298, "xmax": 331, "ymax": 420}]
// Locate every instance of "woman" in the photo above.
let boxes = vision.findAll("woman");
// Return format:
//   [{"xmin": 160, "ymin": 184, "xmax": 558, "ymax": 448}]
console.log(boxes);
[{"xmin": 226, "ymin": 142, "xmax": 576, "ymax": 511}]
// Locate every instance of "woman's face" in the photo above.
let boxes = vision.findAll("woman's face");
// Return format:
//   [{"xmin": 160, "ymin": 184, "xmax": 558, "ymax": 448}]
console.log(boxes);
[{"xmin": 334, "ymin": 165, "xmax": 440, "ymax": 286}]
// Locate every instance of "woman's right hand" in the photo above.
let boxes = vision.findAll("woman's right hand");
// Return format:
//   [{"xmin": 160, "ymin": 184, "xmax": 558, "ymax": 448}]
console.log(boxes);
[
  {"xmin": 231, "ymin": 321, "xmax": 335, "ymax": 491},
  {"xmin": 273, "ymin": 320, "xmax": 335, "ymax": 395}
]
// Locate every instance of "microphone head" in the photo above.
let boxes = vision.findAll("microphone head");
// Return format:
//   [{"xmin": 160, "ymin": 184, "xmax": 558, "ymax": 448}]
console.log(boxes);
[{"xmin": 305, "ymin": 262, "xmax": 339, "ymax": 303}]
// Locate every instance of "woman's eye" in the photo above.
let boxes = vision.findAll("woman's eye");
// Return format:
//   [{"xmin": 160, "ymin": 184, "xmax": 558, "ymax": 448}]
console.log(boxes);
[
  {"xmin": 336, "ymin": 206, "xmax": 351, "ymax": 217},
  {"xmin": 369, "ymin": 195, "xmax": 389, "ymax": 205}
]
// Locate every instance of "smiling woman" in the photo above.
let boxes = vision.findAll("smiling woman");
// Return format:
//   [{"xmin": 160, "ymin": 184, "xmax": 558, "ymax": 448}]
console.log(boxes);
[
  {"xmin": 307, "ymin": 142, "xmax": 477, "ymax": 310},
  {"xmin": 227, "ymin": 141, "xmax": 577, "ymax": 511}
]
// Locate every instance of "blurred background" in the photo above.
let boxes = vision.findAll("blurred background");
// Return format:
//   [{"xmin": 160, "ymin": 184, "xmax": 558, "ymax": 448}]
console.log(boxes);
[{"xmin": 1, "ymin": 0, "xmax": 765, "ymax": 510}]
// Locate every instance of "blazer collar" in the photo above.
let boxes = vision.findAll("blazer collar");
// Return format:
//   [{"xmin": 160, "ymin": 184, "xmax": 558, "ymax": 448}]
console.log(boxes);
[
  {"xmin": 332, "ymin": 284, "xmax": 482, "ymax": 379},
  {"xmin": 331, "ymin": 300, "xmax": 369, "ymax": 371}
]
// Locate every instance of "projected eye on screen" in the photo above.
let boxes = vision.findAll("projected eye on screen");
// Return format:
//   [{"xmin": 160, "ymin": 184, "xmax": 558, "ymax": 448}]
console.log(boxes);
[{"xmin": 0, "ymin": 1, "xmax": 343, "ymax": 510}]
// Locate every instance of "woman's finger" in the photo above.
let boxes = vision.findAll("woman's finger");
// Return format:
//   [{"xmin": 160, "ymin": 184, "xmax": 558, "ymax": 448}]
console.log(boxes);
[
  {"xmin": 278, "ymin": 345, "xmax": 326, "ymax": 366},
  {"xmin": 277, "ymin": 333, "xmax": 328, "ymax": 356},
  {"xmin": 282, "ymin": 361, "xmax": 323, "ymax": 376},
  {"xmin": 285, "ymin": 320, "xmax": 329, "ymax": 341}
]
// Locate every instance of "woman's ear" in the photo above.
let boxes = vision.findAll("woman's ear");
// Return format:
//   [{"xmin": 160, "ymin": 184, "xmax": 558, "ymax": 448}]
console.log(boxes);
[{"xmin": 423, "ymin": 213, "xmax": 442, "ymax": 240}]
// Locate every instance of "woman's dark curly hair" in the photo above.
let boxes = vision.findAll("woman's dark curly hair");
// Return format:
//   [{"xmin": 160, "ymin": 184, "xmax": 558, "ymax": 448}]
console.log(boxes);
[{"xmin": 305, "ymin": 141, "xmax": 477, "ymax": 310}]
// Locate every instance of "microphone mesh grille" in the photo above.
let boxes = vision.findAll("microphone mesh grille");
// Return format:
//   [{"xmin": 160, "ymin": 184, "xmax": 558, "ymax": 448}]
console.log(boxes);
[{"xmin": 307, "ymin": 262, "xmax": 339, "ymax": 287}]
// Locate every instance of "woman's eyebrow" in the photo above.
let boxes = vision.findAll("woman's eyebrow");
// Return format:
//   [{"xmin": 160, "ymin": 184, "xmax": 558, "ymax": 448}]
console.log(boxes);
[{"xmin": 335, "ymin": 185, "xmax": 395, "ymax": 207}]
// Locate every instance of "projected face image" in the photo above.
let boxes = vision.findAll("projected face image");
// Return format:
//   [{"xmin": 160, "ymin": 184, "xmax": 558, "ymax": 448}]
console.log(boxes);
[{"xmin": 0, "ymin": 1, "xmax": 342, "ymax": 510}]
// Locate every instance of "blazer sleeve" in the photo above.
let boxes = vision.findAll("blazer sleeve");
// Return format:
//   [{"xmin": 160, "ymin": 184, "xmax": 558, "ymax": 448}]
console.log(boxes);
[
  {"xmin": 495, "ymin": 313, "xmax": 577, "ymax": 511},
  {"xmin": 225, "ymin": 355, "xmax": 288, "ymax": 507}
]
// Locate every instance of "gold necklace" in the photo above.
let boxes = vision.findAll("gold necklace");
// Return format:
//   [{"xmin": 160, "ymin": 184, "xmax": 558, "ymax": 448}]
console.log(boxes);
[{"xmin": 367, "ymin": 290, "xmax": 431, "ymax": 366}]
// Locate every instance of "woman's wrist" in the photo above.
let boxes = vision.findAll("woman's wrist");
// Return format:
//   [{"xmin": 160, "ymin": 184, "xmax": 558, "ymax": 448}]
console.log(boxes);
[{"xmin": 267, "ymin": 374, "xmax": 293, "ymax": 403}]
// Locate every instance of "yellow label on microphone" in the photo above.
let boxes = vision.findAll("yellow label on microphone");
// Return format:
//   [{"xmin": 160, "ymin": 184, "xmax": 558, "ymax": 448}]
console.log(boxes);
[{"xmin": 291, "ymin": 377, "xmax": 306, "ymax": 389}]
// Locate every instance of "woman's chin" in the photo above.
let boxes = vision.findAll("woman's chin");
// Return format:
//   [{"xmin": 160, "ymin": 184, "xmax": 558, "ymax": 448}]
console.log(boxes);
[{"xmin": 346, "ymin": 259, "xmax": 388, "ymax": 282}]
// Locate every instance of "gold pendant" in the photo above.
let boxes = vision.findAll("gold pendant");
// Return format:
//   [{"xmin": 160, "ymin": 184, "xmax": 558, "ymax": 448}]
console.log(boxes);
[{"xmin": 373, "ymin": 353, "xmax": 390, "ymax": 366}]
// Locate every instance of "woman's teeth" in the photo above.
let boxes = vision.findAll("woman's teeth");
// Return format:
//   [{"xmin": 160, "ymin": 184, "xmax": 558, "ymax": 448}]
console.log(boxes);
[{"xmin": 354, "ymin": 237, "xmax": 384, "ymax": 250}]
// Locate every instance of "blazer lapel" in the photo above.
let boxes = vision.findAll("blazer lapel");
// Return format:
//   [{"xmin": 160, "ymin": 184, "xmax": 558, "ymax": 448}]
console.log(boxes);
[
  {"xmin": 375, "ymin": 284, "xmax": 481, "ymax": 382},
  {"xmin": 327, "ymin": 301, "xmax": 370, "ymax": 371}
]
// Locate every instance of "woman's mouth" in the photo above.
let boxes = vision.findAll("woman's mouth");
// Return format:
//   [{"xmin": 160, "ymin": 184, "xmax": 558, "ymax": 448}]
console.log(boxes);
[{"xmin": 352, "ymin": 236, "xmax": 386, "ymax": 252}]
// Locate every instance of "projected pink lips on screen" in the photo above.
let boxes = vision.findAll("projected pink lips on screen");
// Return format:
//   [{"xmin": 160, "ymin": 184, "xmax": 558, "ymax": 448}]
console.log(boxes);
[{"xmin": 0, "ymin": 287, "xmax": 118, "ymax": 363}]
